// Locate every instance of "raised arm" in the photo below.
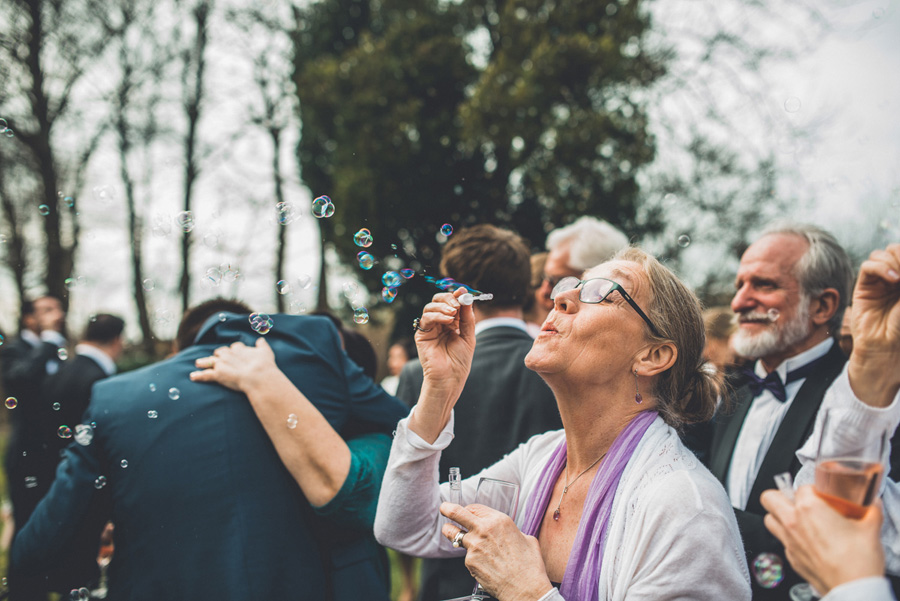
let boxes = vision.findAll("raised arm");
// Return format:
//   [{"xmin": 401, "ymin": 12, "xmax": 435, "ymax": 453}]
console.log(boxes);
[
  {"xmin": 846, "ymin": 243, "xmax": 900, "ymax": 407},
  {"xmin": 407, "ymin": 288, "xmax": 477, "ymax": 443},
  {"xmin": 190, "ymin": 338, "xmax": 351, "ymax": 507}
]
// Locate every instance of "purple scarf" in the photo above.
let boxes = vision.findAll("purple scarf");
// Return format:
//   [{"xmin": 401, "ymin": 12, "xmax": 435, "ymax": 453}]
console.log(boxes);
[{"xmin": 520, "ymin": 410, "xmax": 658, "ymax": 601}]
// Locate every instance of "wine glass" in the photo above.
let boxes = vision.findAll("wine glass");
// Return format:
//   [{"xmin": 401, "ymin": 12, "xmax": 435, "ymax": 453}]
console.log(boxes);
[
  {"xmin": 789, "ymin": 408, "xmax": 889, "ymax": 600},
  {"xmin": 442, "ymin": 477, "xmax": 520, "ymax": 601}
]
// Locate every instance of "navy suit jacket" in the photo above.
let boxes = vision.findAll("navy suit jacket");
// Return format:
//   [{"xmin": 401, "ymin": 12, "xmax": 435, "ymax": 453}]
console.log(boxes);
[{"xmin": 12, "ymin": 314, "xmax": 408, "ymax": 601}]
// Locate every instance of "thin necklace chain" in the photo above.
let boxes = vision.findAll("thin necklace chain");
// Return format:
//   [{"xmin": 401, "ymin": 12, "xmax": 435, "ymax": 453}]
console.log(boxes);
[{"xmin": 553, "ymin": 450, "xmax": 608, "ymax": 521}]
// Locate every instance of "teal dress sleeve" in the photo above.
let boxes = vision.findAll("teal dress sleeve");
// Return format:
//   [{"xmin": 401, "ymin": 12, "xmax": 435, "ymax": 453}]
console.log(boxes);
[{"xmin": 313, "ymin": 431, "xmax": 392, "ymax": 532}]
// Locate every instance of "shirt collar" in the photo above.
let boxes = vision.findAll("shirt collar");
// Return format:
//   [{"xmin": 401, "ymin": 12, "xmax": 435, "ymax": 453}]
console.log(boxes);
[
  {"xmin": 20, "ymin": 329, "xmax": 41, "ymax": 347},
  {"xmin": 474, "ymin": 317, "xmax": 529, "ymax": 336},
  {"xmin": 754, "ymin": 337, "xmax": 834, "ymax": 382},
  {"xmin": 75, "ymin": 344, "xmax": 117, "ymax": 377}
]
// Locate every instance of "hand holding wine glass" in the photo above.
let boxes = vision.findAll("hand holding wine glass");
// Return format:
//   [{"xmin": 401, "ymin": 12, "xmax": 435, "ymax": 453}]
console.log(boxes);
[
  {"xmin": 762, "ymin": 485, "xmax": 886, "ymax": 596},
  {"xmin": 439, "ymin": 478, "xmax": 552, "ymax": 601}
]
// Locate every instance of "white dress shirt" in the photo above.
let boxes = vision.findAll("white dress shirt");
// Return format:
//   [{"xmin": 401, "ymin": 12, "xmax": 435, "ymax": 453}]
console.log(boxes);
[
  {"xmin": 75, "ymin": 343, "xmax": 117, "ymax": 377},
  {"xmin": 727, "ymin": 338, "xmax": 834, "ymax": 510},
  {"xmin": 473, "ymin": 316, "xmax": 530, "ymax": 336}
]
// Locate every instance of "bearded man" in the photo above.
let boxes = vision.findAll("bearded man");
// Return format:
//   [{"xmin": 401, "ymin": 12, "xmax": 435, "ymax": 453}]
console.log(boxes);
[{"xmin": 700, "ymin": 224, "xmax": 855, "ymax": 600}]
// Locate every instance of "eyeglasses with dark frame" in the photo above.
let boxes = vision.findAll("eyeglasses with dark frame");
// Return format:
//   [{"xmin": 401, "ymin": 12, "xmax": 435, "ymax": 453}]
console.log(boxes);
[{"xmin": 550, "ymin": 276, "xmax": 663, "ymax": 337}]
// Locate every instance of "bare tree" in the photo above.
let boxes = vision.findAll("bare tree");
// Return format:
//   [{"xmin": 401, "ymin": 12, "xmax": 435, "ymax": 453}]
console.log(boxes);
[
  {"xmin": 177, "ymin": 0, "xmax": 213, "ymax": 315},
  {"xmin": 0, "ymin": 0, "xmax": 110, "ymax": 300}
]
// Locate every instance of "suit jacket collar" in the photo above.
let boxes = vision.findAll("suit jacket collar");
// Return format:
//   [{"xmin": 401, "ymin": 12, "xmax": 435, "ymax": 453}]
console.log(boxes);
[
  {"xmin": 475, "ymin": 325, "xmax": 534, "ymax": 343},
  {"xmin": 711, "ymin": 344, "xmax": 847, "ymax": 512},
  {"xmin": 744, "ymin": 343, "xmax": 847, "ymax": 514}
]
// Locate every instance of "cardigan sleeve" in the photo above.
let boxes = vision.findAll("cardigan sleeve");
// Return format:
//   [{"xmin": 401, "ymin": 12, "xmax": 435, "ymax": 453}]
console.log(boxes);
[
  {"xmin": 821, "ymin": 577, "xmax": 895, "ymax": 601},
  {"xmin": 794, "ymin": 365, "xmax": 900, "ymax": 574},
  {"xmin": 313, "ymin": 432, "xmax": 392, "ymax": 532}
]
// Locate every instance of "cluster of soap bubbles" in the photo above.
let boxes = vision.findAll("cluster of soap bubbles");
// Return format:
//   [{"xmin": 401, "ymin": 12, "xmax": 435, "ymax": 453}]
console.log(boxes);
[
  {"xmin": 69, "ymin": 587, "xmax": 91, "ymax": 601},
  {"xmin": 354, "ymin": 228, "xmax": 374, "ymax": 248},
  {"xmin": 0, "ymin": 118, "xmax": 14, "ymax": 138},
  {"xmin": 752, "ymin": 553, "xmax": 784, "ymax": 589},
  {"xmin": 205, "ymin": 263, "xmax": 241, "ymax": 286},
  {"xmin": 249, "ymin": 312, "xmax": 274, "ymax": 335},
  {"xmin": 357, "ymin": 251, "xmax": 375, "ymax": 270},
  {"xmin": 312, "ymin": 195, "xmax": 335, "ymax": 218},
  {"xmin": 176, "ymin": 211, "xmax": 195, "ymax": 233},
  {"xmin": 276, "ymin": 201, "xmax": 297, "ymax": 225},
  {"xmin": 74, "ymin": 424, "xmax": 94, "ymax": 446}
]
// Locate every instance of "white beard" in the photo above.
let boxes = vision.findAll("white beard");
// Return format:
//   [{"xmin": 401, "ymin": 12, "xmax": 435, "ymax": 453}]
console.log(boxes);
[{"xmin": 732, "ymin": 300, "xmax": 812, "ymax": 360}]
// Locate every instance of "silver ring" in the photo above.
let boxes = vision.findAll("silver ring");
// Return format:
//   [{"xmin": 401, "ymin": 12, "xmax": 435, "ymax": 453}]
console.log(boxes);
[
  {"xmin": 452, "ymin": 530, "xmax": 466, "ymax": 548},
  {"xmin": 413, "ymin": 317, "xmax": 432, "ymax": 333}
]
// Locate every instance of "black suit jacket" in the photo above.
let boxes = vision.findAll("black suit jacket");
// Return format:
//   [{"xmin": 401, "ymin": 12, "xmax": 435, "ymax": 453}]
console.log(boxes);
[
  {"xmin": 706, "ymin": 343, "xmax": 847, "ymax": 600},
  {"xmin": 13, "ymin": 314, "xmax": 409, "ymax": 601},
  {"xmin": 396, "ymin": 325, "xmax": 562, "ymax": 601}
]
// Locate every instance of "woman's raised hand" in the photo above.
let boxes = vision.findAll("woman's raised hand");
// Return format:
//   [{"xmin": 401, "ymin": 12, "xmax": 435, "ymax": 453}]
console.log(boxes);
[
  {"xmin": 415, "ymin": 288, "xmax": 476, "ymax": 399},
  {"xmin": 406, "ymin": 288, "xmax": 477, "ymax": 443},
  {"xmin": 190, "ymin": 337, "xmax": 280, "ymax": 393}
]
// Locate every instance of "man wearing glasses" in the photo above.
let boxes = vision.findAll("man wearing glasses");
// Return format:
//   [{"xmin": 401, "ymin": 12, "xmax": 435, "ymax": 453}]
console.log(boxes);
[{"xmin": 536, "ymin": 217, "xmax": 629, "ymax": 324}]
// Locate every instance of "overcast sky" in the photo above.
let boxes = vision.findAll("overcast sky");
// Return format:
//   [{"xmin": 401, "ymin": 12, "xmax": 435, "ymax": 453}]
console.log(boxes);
[{"xmin": 2, "ymin": 0, "xmax": 898, "ymax": 340}]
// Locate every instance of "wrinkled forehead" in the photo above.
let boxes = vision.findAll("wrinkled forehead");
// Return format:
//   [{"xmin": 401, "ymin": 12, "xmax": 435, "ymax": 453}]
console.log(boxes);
[{"xmin": 582, "ymin": 260, "xmax": 645, "ymax": 290}]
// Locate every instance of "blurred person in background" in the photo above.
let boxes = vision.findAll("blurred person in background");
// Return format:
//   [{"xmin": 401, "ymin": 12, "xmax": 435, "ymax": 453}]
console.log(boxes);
[
  {"xmin": 537, "ymin": 217, "xmax": 630, "ymax": 316},
  {"xmin": 702, "ymin": 306, "xmax": 739, "ymax": 375},
  {"xmin": 1, "ymin": 295, "xmax": 66, "ymax": 601},
  {"xmin": 523, "ymin": 252, "xmax": 549, "ymax": 337},
  {"xmin": 380, "ymin": 338, "xmax": 416, "ymax": 396}
]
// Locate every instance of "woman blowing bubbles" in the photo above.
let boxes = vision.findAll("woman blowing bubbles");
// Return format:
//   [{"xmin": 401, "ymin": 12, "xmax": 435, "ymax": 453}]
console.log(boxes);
[{"xmin": 374, "ymin": 247, "xmax": 751, "ymax": 600}]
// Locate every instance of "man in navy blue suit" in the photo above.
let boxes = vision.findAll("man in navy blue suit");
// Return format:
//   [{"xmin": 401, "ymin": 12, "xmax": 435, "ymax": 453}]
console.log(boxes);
[{"xmin": 12, "ymin": 299, "xmax": 408, "ymax": 601}]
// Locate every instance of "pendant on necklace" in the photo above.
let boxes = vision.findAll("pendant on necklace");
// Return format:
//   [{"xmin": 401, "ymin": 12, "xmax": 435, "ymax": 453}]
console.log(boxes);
[{"xmin": 553, "ymin": 509, "xmax": 560, "ymax": 521}]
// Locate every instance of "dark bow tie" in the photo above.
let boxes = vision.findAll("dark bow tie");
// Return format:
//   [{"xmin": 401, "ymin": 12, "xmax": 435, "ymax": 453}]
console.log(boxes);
[{"xmin": 741, "ymin": 354, "xmax": 830, "ymax": 403}]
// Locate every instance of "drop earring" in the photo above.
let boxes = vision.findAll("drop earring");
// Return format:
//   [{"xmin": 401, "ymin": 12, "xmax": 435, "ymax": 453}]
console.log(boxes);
[{"xmin": 634, "ymin": 370, "xmax": 643, "ymax": 404}]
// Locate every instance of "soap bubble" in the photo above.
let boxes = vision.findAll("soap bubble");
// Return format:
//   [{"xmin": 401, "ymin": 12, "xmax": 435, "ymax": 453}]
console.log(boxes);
[
  {"xmin": 94, "ymin": 476, "xmax": 107, "ymax": 489},
  {"xmin": 276, "ymin": 202, "xmax": 296, "ymax": 225},
  {"xmin": 382, "ymin": 271, "xmax": 402, "ymax": 288},
  {"xmin": 0, "ymin": 118, "xmax": 6, "ymax": 131},
  {"xmin": 142, "ymin": 278, "xmax": 155, "ymax": 291},
  {"xmin": 249, "ymin": 313, "xmax": 274, "ymax": 335},
  {"xmin": 168, "ymin": 387, "xmax": 181, "ymax": 400},
  {"xmin": 276, "ymin": 280, "xmax": 291, "ymax": 295},
  {"xmin": 677, "ymin": 235, "xmax": 691, "ymax": 248},
  {"xmin": 297, "ymin": 274, "xmax": 312, "ymax": 289},
  {"xmin": 58, "ymin": 426, "xmax": 73, "ymax": 439},
  {"xmin": 39, "ymin": 205, "xmax": 50, "ymax": 216},
  {"xmin": 218, "ymin": 313, "xmax": 227, "ymax": 322},
  {"xmin": 441, "ymin": 224, "xmax": 453, "ymax": 236},
  {"xmin": 120, "ymin": 459, "xmax": 128, "ymax": 468},
  {"xmin": 353, "ymin": 308, "xmax": 369, "ymax": 324},
  {"xmin": 400, "ymin": 268, "xmax": 415, "ymax": 279},
  {"xmin": 767, "ymin": 308, "xmax": 781, "ymax": 322},
  {"xmin": 751, "ymin": 553, "xmax": 784, "ymax": 589},
  {"xmin": 289, "ymin": 300, "xmax": 307, "ymax": 314},
  {"xmin": 93, "ymin": 185, "xmax": 115, "ymax": 203},
  {"xmin": 176, "ymin": 211, "xmax": 195, "ymax": 233},
  {"xmin": 382, "ymin": 287, "xmax": 398, "ymax": 303},
  {"xmin": 287, "ymin": 413, "xmax": 299, "ymax": 429},
  {"xmin": 0, "ymin": 333, "xmax": 4, "ymax": 346},
  {"xmin": 203, "ymin": 233, "xmax": 219, "ymax": 248},
  {"xmin": 206, "ymin": 267, "xmax": 223, "ymax": 285},
  {"xmin": 222, "ymin": 266, "xmax": 240, "ymax": 282},
  {"xmin": 74, "ymin": 424, "xmax": 94, "ymax": 446},
  {"xmin": 63, "ymin": 196, "xmax": 75, "ymax": 208},
  {"xmin": 784, "ymin": 97, "xmax": 801, "ymax": 113},
  {"xmin": 312, "ymin": 195, "xmax": 335, "ymax": 218},
  {"xmin": 354, "ymin": 228, "xmax": 374, "ymax": 247},
  {"xmin": 5, "ymin": 397, "xmax": 17, "ymax": 409},
  {"xmin": 53, "ymin": 402, "xmax": 61, "ymax": 411},
  {"xmin": 25, "ymin": 476, "xmax": 38, "ymax": 489},
  {"xmin": 357, "ymin": 251, "xmax": 375, "ymax": 270},
  {"xmin": 342, "ymin": 282, "xmax": 360, "ymax": 299},
  {"xmin": 149, "ymin": 383, "xmax": 157, "ymax": 392},
  {"xmin": 57, "ymin": 348, "xmax": 68, "ymax": 360},
  {"xmin": 147, "ymin": 410, "xmax": 158, "ymax": 419}
]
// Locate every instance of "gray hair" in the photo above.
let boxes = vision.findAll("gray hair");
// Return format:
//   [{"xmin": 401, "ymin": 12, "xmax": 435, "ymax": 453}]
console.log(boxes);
[
  {"xmin": 760, "ymin": 223, "xmax": 855, "ymax": 335},
  {"xmin": 545, "ymin": 217, "xmax": 629, "ymax": 271}
]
